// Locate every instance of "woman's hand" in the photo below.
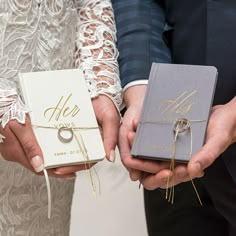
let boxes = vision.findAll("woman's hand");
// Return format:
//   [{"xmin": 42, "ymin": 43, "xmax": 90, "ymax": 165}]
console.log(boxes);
[
  {"xmin": 54, "ymin": 95, "xmax": 121, "ymax": 175},
  {"xmin": 0, "ymin": 115, "xmax": 77, "ymax": 178},
  {"xmin": 92, "ymin": 94, "xmax": 120, "ymax": 162}
]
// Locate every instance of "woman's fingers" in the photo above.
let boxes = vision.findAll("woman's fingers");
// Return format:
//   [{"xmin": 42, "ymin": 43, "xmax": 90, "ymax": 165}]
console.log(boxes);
[{"xmin": 9, "ymin": 116, "xmax": 44, "ymax": 173}]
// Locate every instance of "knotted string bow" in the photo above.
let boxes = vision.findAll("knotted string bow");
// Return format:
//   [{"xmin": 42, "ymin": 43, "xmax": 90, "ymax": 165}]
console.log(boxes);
[
  {"xmin": 166, "ymin": 118, "xmax": 203, "ymax": 205},
  {"xmin": 33, "ymin": 124, "xmax": 101, "ymax": 218}
]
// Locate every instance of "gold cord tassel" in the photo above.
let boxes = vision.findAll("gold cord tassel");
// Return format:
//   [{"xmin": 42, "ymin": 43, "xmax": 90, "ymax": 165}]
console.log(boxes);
[{"xmin": 166, "ymin": 118, "xmax": 202, "ymax": 205}]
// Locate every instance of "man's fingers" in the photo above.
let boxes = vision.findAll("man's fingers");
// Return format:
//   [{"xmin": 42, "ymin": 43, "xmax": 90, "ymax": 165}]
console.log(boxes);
[
  {"xmin": 132, "ymin": 119, "xmax": 139, "ymax": 131},
  {"xmin": 119, "ymin": 125, "xmax": 132, "ymax": 160},
  {"xmin": 10, "ymin": 117, "xmax": 44, "ymax": 173},
  {"xmin": 129, "ymin": 168, "xmax": 142, "ymax": 181},
  {"xmin": 122, "ymin": 155, "xmax": 170, "ymax": 174},
  {"xmin": 142, "ymin": 170, "xmax": 173, "ymax": 190},
  {"xmin": 128, "ymin": 131, "xmax": 135, "ymax": 147},
  {"xmin": 188, "ymin": 133, "xmax": 231, "ymax": 177}
]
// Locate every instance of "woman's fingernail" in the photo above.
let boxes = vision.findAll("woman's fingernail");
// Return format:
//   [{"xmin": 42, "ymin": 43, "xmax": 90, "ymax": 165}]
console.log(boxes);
[
  {"xmin": 109, "ymin": 149, "xmax": 116, "ymax": 163},
  {"xmin": 31, "ymin": 155, "xmax": 44, "ymax": 173},
  {"xmin": 194, "ymin": 162, "xmax": 202, "ymax": 173}
]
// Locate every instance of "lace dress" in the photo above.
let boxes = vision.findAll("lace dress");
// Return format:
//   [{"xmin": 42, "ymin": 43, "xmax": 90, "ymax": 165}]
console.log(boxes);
[{"xmin": 0, "ymin": 1, "xmax": 121, "ymax": 235}]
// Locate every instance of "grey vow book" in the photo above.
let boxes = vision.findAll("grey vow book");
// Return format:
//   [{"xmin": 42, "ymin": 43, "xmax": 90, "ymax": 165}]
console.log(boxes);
[{"xmin": 131, "ymin": 63, "xmax": 218, "ymax": 162}]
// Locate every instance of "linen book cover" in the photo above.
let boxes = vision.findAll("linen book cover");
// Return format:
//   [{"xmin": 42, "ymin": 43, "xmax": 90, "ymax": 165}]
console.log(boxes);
[
  {"xmin": 131, "ymin": 63, "xmax": 218, "ymax": 162},
  {"xmin": 19, "ymin": 69, "xmax": 105, "ymax": 168}
]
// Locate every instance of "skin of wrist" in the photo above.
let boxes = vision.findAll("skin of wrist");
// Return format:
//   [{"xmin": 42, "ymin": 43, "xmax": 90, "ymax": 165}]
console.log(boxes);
[{"xmin": 124, "ymin": 85, "xmax": 147, "ymax": 108}]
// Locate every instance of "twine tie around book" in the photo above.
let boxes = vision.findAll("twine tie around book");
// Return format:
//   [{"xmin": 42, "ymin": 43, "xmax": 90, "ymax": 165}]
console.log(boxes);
[
  {"xmin": 33, "ymin": 124, "xmax": 101, "ymax": 219},
  {"xmin": 166, "ymin": 118, "xmax": 203, "ymax": 205},
  {"xmin": 139, "ymin": 118, "xmax": 205, "ymax": 205}
]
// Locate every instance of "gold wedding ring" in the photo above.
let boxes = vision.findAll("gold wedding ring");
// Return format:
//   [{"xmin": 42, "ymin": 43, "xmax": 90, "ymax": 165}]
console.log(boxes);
[{"xmin": 57, "ymin": 127, "xmax": 73, "ymax": 143}]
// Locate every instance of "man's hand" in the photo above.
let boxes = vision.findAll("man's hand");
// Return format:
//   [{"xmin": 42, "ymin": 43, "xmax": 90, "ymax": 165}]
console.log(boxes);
[
  {"xmin": 125, "ymin": 96, "xmax": 236, "ymax": 190},
  {"xmin": 119, "ymin": 85, "xmax": 174, "ymax": 188},
  {"xmin": 128, "ymin": 119, "xmax": 202, "ymax": 190},
  {"xmin": 187, "ymin": 97, "xmax": 236, "ymax": 178},
  {"xmin": 119, "ymin": 85, "xmax": 147, "ymax": 181}
]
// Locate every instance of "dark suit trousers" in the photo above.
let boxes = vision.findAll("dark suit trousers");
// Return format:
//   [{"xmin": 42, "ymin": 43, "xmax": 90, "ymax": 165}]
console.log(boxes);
[{"xmin": 145, "ymin": 158, "xmax": 236, "ymax": 236}]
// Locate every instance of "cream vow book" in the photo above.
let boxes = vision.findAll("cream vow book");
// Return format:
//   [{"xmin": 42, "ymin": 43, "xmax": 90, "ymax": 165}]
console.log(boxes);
[{"xmin": 19, "ymin": 69, "xmax": 105, "ymax": 169}]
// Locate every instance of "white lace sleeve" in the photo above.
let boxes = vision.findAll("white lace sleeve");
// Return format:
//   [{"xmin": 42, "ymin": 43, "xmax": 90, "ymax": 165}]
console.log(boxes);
[
  {"xmin": 0, "ymin": 79, "xmax": 29, "ymax": 129},
  {"xmin": 75, "ymin": 0, "xmax": 122, "ymax": 111}
]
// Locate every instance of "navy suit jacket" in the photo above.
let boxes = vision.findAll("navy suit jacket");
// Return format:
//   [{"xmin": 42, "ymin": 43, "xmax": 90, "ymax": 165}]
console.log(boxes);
[
  {"xmin": 112, "ymin": 0, "xmax": 236, "ymax": 183},
  {"xmin": 111, "ymin": 0, "xmax": 171, "ymax": 88}
]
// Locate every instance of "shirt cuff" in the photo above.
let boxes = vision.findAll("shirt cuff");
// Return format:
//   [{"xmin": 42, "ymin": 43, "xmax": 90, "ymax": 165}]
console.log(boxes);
[{"xmin": 123, "ymin": 80, "xmax": 149, "ymax": 93}]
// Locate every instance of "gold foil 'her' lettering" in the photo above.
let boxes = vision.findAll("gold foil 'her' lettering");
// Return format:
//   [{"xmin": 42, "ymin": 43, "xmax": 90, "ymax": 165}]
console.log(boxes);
[{"xmin": 44, "ymin": 94, "xmax": 80, "ymax": 122}]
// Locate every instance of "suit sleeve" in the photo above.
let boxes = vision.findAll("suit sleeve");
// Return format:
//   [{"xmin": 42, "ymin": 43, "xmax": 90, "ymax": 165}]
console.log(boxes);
[{"xmin": 111, "ymin": 0, "xmax": 171, "ymax": 88}]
